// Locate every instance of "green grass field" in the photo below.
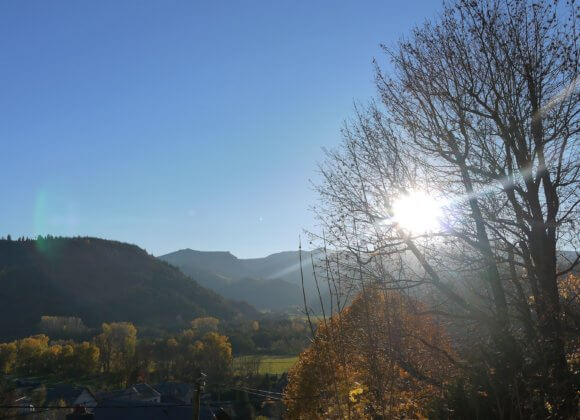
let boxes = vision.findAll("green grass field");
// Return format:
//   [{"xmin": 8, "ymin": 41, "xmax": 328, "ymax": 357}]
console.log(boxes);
[{"xmin": 233, "ymin": 355, "xmax": 298, "ymax": 375}]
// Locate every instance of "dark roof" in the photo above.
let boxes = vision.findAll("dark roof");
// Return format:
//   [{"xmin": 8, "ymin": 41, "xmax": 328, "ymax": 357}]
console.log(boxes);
[
  {"xmin": 153, "ymin": 382, "xmax": 194, "ymax": 403},
  {"xmin": 94, "ymin": 399, "xmax": 215, "ymax": 420},
  {"xmin": 133, "ymin": 384, "xmax": 161, "ymax": 400},
  {"xmin": 97, "ymin": 384, "xmax": 160, "ymax": 403},
  {"xmin": 44, "ymin": 384, "xmax": 94, "ymax": 406},
  {"xmin": 160, "ymin": 394, "xmax": 186, "ymax": 405},
  {"xmin": 14, "ymin": 378, "xmax": 41, "ymax": 388},
  {"xmin": 14, "ymin": 396, "xmax": 33, "ymax": 406}
]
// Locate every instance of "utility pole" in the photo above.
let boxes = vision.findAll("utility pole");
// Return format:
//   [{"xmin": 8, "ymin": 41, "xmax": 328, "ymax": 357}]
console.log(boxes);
[{"xmin": 192, "ymin": 368, "xmax": 206, "ymax": 420}]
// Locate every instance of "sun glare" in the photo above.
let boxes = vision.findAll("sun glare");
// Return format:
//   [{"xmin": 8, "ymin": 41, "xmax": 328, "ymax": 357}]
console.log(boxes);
[{"xmin": 391, "ymin": 191, "xmax": 442, "ymax": 235}]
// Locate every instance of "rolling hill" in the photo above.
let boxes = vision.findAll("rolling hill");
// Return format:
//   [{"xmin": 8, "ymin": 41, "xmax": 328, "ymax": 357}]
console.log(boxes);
[
  {"xmin": 159, "ymin": 249, "xmax": 323, "ymax": 312},
  {"xmin": 0, "ymin": 237, "xmax": 257, "ymax": 340}
]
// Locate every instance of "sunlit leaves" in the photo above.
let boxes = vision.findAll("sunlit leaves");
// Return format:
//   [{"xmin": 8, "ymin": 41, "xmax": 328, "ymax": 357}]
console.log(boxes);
[{"xmin": 284, "ymin": 288, "xmax": 457, "ymax": 418}]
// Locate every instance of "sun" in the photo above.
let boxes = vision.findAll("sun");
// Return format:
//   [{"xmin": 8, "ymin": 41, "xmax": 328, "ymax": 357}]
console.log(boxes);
[{"xmin": 391, "ymin": 191, "xmax": 442, "ymax": 235}]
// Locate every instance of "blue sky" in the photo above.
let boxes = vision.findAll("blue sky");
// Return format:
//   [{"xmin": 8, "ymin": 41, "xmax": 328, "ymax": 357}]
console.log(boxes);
[{"xmin": 0, "ymin": 0, "xmax": 441, "ymax": 258}]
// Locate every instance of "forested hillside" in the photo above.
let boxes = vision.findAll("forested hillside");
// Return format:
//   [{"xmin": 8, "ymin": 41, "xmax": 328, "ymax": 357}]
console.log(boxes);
[{"xmin": 0, "ymin": 237, "xmax": 257, "ymax": 340}]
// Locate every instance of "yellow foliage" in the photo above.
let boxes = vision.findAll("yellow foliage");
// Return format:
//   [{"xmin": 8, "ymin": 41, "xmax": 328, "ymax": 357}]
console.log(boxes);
[
  {"xmin": 284, "ymin": 287, "xmax": 457, "ymax": 419},
  {"xmin": 0, "ymin": 342, "xmax": 17, "ymax": 374},
  {"xmin": 348, "ymin": 384, "xmax": 364, "ymax": 403},
  {"xmin": 190, "ymin": 317, "xmax": 219, "ymax": 336},
  {"xmin": 95, "ymin": 322, "xmax": 137, "ymax": 374},
  {"xmin": 559, "ymin": 273, "xmax": 579, "ymax": 303}
]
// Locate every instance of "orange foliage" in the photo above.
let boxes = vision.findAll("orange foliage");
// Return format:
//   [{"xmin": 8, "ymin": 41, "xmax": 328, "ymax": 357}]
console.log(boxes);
[
  {"xmin": 284, "ymin": 287, "xmax": 457, "ymax": 419},
  {"xmin": 559, "ymin": 273, "xmax": 580, "ymax": 373}
]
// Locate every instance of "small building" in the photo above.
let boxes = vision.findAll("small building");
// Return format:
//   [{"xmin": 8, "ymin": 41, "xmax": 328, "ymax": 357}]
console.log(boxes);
[
  {"xmin": 153, "ymin": 382, "xmax": 194, "ymax": 404},
  {"xmin": 44, "ymin": 384, "xmax": 97, "ymax": 409},
  {"xmin": 97, "ymin": 383, "xmax": 161, "ymax": 404},
  {"xmin": 14, "ymin": 396, "xmax": 35, "ymax": 414}
]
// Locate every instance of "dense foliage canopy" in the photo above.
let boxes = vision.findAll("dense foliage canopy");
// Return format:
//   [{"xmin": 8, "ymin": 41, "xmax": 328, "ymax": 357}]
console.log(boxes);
[{"xmin": 285, "ymin": 288, "xmax": 457, "ymax": 418}]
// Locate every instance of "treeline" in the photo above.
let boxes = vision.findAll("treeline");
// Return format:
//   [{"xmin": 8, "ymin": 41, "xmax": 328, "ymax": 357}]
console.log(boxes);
[
  {"xmin": 40, "ymin": 316, "xmax": 89, "ymax": 336},
  {"xmin": 0, "ymin": 315, "xmax": 310, "ymax": 389},
  {"xmin": 1, "ymin": 234, "xmax": 64, "ymax": 241},
  {"xmin": 224, "ymin": 318, "xmax": 310, "ymax": 356},
  {"xmin": 0, "ymin": 318, "xmax": 233, "ymax": 388},
  {"xmin": 0, "ymin": 335, "xmax": 99, "ymax": 378}
]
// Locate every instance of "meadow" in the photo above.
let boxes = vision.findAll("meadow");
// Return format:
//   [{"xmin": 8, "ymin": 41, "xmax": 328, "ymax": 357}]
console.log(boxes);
[{"xmin": 233, "ymin": 355, "xmax": 298, "ymax": 375}]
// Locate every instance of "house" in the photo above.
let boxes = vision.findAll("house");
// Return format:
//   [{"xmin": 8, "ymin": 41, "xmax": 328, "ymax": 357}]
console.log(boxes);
[
  {"xmin": 97, "ymin": 383, "xmax": 160, "ymax": 404},
  {"xmin": 13, "ymin": 396, "xmax": 35, "ymax": 414},
  {"xmin": 44, "ymin": 384, "xmax": 97, "ymax": 409},
  {"xmin": 13, "ymin": 384, "xmax": 96, "ymax": 410},
  {"xmin": 153, "ymin": 382, "xmax": 194, "ymax": 404},
  {"xmin": 94, "ymin": 383, "xmax": 217, "ymax": 419},
  {"xmin": 9, "ymin": 384, "xmax": 97, "ymax": 420}
]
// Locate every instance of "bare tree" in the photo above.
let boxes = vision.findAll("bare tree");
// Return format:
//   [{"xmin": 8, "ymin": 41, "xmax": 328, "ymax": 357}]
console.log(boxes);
[{"xmin": 313, "ymin": 0, "xmax": 578, "ymax": 416}]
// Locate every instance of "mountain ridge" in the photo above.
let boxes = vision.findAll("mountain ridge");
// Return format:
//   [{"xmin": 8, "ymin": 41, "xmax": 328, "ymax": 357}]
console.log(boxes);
[{"xmin": 158, "ymin": 248, "xmax": 323, "ymax": 311}]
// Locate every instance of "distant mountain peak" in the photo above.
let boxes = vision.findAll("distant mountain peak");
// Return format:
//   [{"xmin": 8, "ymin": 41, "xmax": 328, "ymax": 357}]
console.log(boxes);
[
  {"xmin": 163, "ymin": 248, "xmax": 322, "ymax": 261},
  {"xmin": 173, "ymin": 248, "xmax": 237, "ymax": 257},
  {"xmin": 158, "ymin": 247, "xmax": 323, "ymax": 312}
]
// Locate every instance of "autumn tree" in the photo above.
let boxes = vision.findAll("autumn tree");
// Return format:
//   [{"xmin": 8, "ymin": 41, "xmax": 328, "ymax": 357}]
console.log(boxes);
[
  {"xmin": 172, "ymin": 318, "xmax": 233, "ymax": 387},
  {"xmin": 16, "ymin": 335, "xmax": 49, "ymax": 375},
  {"xmin": 312, "ymin": 0, "xmax": 578, "ymax": 416},
  {"xmin": 95, "ymin": 322, "xmax": 137, "ymax": 377},
  {"xmin": 71, "ymin": 341, "xmax": 100, "ymax": 376},
  {"xmin": 190, "ymin": 316, "xmax": 220, "ymax": 336},
  {"xmin": 39, "ymin": 315, "xmax": 88, "ymax": 336},
  {"xmin": 195, "ymin": 331, "xmax": 233, "ymax": 386},
  {"xmin": 559, "ymin": 273, "xmax": 580, "ymax": 376},
  {"xmin": 152, "ymin": 337, "xmax": 180, "ymax": 380},
  {"xmin": 285, "ymin": 287, "xmax": 457, "ymax": 418},
  {"xmin": 0, "ymin": 342, "xmax": 16, "ymax": 374}
]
